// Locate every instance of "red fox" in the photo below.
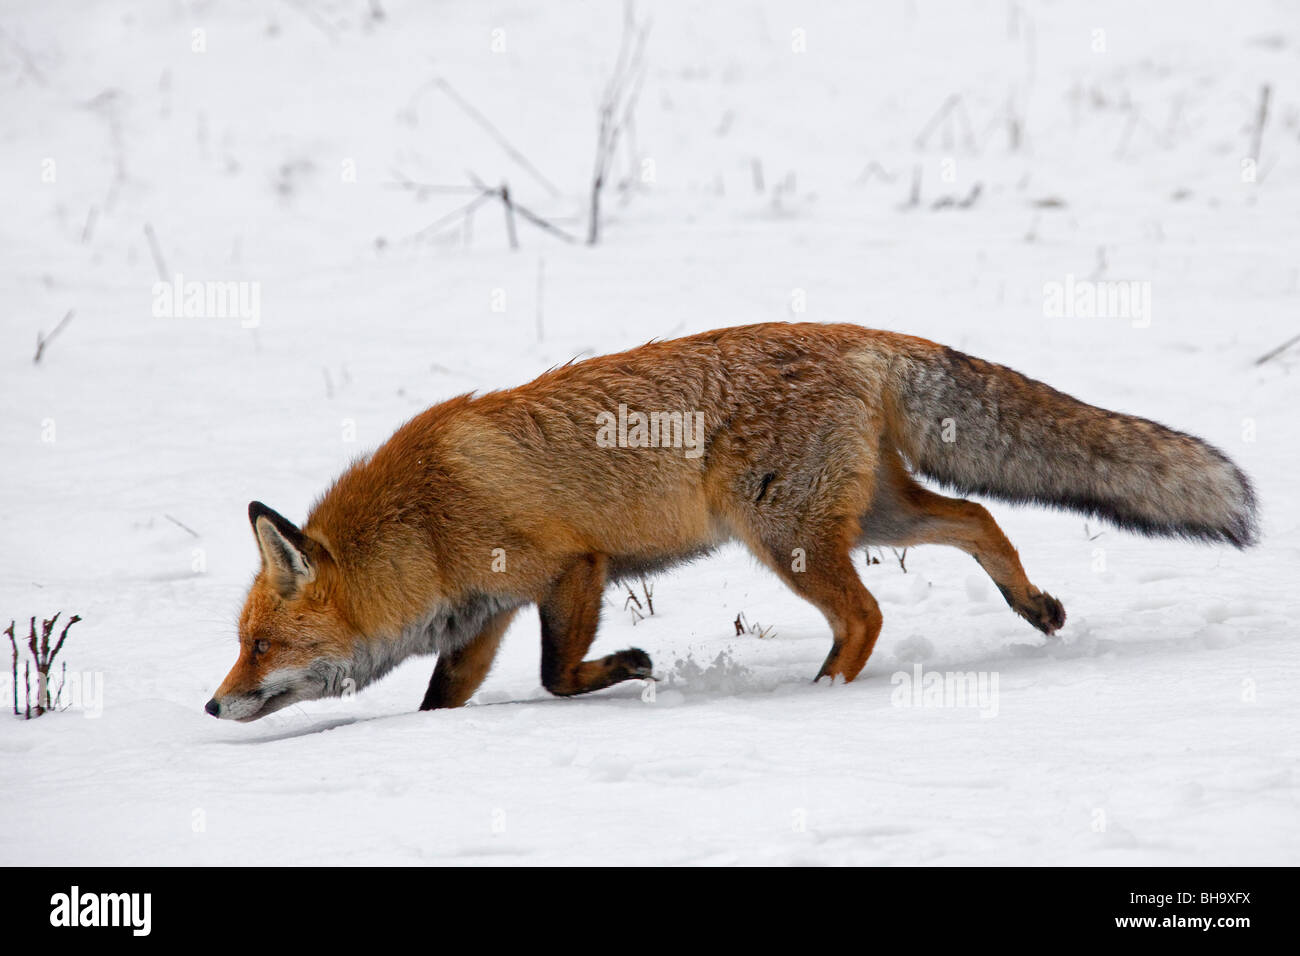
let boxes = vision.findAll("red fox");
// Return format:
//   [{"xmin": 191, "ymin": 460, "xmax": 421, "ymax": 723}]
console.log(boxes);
[{"xmin": 205, "ymin": 322, "xmax": 1257, "ymax": 721}]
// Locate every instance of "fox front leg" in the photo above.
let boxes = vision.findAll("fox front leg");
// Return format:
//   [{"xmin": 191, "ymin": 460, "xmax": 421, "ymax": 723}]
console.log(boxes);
[
  {"xmin": 538, "ymin": 554, "xmax": 653, "ymax": 696},
  {"xmin": 419, "ymin": 609, "xmax": 518, "ymax": 710}
]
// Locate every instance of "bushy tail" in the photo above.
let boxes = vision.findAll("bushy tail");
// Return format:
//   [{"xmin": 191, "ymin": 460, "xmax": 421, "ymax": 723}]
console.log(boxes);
[{"xmin": 889, "ymin": 346, "xmax": 1259, "ymax": 547}]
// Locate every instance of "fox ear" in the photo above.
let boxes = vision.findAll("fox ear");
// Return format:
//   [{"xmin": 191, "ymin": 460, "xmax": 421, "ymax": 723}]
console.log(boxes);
[{"xmin": 249, "ymin": 501, "xmax": 315, "ymax": 596}]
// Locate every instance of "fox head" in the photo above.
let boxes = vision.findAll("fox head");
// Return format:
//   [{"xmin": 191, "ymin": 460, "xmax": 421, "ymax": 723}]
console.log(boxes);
[{"xmin": 205, "ymin": 502, "xmax": 357, "ymax": 721}]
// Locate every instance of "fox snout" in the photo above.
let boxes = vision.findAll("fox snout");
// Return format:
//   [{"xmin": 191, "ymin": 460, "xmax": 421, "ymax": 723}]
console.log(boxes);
[
  {"xmin": 203, "ymin": 682, "xmax": 282, "ymax": 722},
  {"xmin": 204, "ymin": 689, "xmax": 289, "ymax": 722},
  {"xmin": 205, "ymin": 667, "xmax": 324, "ymax": 722},
  {"xmin": 204, "ymin": 688, "xmax": 276, "ymax": 722}
]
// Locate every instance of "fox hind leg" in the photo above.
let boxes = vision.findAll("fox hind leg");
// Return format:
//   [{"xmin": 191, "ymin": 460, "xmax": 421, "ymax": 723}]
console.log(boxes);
[
  {"xmin": 795, "ymin": 548, "xmax": 883, "ymax": 684},
  {"xmin": 747, "ymin": 525, "xmax": 883, "ymax": 684},
  {"xmin": 539, "ymin": 553, "xmax": 653, "ymax": 697},
  {"xmin": 865, "ymin": 455, "xmax": 1065, "ymax": 634}
]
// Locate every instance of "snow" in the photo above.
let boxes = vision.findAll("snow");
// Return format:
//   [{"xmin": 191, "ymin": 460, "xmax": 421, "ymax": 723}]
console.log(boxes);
[{"xmin": 1, "ymin": 0, "xmax": 1297, "ymax": 865}]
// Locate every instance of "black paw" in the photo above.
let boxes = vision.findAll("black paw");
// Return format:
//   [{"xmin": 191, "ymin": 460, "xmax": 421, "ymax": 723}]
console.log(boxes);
[
  {"xmin": 1020, "ymin": 591, "xmax": 1066, "ymax": 635},
  {"xmin": 615, "ymin": 647, "xmax": 654, "ymax": 679}
]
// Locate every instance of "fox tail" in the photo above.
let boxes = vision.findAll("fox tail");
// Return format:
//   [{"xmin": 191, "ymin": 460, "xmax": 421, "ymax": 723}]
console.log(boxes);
[{"xmin": 889, "ymin": 346, "xmax": 1259, "ymax": 548}]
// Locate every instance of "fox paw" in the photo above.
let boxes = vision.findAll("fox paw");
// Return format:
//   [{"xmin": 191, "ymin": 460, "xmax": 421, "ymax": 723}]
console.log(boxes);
[
  {"xmin": 1016, "ymin": 590, "xmax": 1066, "ymax": 635},
  {"xmin": 996, "ymin": 583, "xmax": 1066, "ymax": 634},
  {"xmin": 613, "ymin": 647, "xmax": 654, "ymax": 680}
]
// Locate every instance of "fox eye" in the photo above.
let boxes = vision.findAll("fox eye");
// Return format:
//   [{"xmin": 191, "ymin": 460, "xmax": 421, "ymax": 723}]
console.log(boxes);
[{"xmin": 254, "ymin": 639, "xmax": 271, "ymax": 655}]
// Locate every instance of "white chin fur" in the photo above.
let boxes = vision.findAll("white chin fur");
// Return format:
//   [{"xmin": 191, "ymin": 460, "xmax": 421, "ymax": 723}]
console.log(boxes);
[{"xmin": 219, "ymin": 666, "xmax": 326, "ymax": 721}]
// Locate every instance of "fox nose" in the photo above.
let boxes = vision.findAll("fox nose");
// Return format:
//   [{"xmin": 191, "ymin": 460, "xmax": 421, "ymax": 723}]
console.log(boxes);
[{"xmin": 204, "ymin": 698, "xmax": 221, "ymax": 717}]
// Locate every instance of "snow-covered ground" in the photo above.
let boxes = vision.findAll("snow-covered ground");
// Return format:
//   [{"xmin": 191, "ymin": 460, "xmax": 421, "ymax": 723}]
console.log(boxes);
[{"xmin": 1, "ymin": 0, "xmax": 1297, "ymax": 865}]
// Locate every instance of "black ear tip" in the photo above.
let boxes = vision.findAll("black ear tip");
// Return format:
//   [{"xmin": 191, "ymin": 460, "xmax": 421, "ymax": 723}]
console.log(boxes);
[{"xmin": 247, "ymin": 501, "xmax": 308, "ymax": 550}]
